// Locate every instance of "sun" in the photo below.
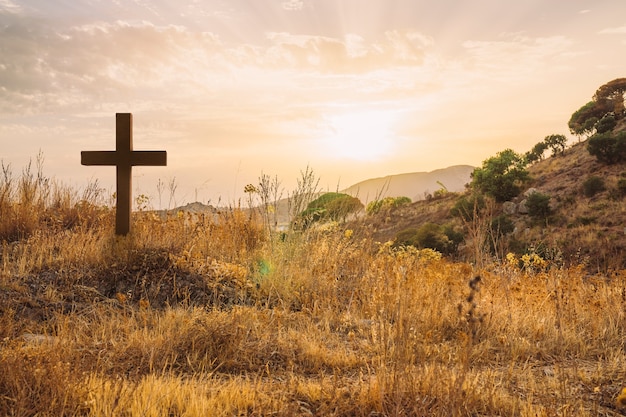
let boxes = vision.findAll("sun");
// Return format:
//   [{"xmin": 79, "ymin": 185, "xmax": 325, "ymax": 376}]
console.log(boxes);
[{"xmin": 320, "ymin": 108, "xmax": 400, "ymax": 161}]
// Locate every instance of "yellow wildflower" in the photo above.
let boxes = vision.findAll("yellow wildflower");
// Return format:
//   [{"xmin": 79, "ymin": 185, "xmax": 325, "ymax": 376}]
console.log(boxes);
[
  {"xmin": 506, "ymin": 252, "xmax": 518, "ymax": 267},
  {"xmin": 617, "ymin": 387, "xmax": 626, "ymax": 409}
]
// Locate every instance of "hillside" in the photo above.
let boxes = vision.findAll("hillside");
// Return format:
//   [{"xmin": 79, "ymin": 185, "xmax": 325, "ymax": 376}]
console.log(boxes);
[
  {"xmin": 355, "ymin": 140, "xmax": 626, "ymax": 271},
  {"xmin": 342, "ymin": 165, "xmax": 474, "ymax": 203}
]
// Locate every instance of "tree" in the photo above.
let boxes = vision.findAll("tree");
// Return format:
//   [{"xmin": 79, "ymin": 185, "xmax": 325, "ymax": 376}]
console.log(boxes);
[
  {"xmin": 296, "ymin": 192, "xmax": 363, "ymax": 227},
  {"xmin": 543, "ymin": 134, "xmax": 567, "ymax": 157},
  {"xmin": 470, "ymin": 149, "xmax": 530, "ymax": 202},
  {"xmin": 568, "ymin": 101, "xmax": 608, "ymax": 137},
  {"xmin": 569, "ymin": 78, "xmax": 626, "ymax": 137},
  {"xmin": 324, "ymin": 194, "xmax": 363, "ymax": 222},
  {"xmin": 524, "ymin": 141, "xmax": 548, "ymax": 164},
  {"xmin": 593, "ymin": 77, "xmax": 626, "ymax": 116}
]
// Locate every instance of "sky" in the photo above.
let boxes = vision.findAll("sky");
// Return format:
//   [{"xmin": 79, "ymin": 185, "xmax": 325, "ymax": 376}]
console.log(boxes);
[{"xmin": 1, "ymin": 0, "xmax": 625, "ymax": 208}]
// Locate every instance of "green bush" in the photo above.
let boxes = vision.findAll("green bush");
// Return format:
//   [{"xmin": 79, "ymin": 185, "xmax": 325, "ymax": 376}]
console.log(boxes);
[
  {"xmin": 450, "ymin": 193, "xmax": 486, "ymax": 222},
  {"xmin": 596, "ymin": 114, "xmax": 617, "ymax": 134},
  {"xmin": 297, "ymin": 192, "xmax": 363, "ymax": 227},
  {"xmin": 587, "ymin": 131, "xmax": 626, "ymax": 164},
  {"xmin": 366, "ymin": 196, "xmax": 411, "ymax": 215},
  {"xmin": 394, "ymin": 222, "xmax": 463, "ymax": 255},
  {"xmin": 470, "ymin": 149, "xmax": 530, "ymax": 202},
  {"xmin": 582, "ymin": 176, "xmax": 606, "ymax": 198},
  {"xmin": 525, "ymin": 192, "xmax": 552, "ymax": 221},
  {"xmin": 490, "ymin": 215, "xmax": 514, "ymax": 238}
]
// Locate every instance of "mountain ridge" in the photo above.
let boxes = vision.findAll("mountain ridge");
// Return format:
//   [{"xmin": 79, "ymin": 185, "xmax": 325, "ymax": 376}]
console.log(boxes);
[{"xmin": 341, "ymin": 165, "xmax": 474, "ymax": 203}]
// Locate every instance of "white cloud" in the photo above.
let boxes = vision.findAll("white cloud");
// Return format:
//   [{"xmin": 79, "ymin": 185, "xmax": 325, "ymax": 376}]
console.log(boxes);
[
  {"xmin": 281, "ymin": 0, "xmax": 304, "ymax": 11},
  {"xmin": 263, "ymin": 29, "xmax": 432, "ymax": 73},
  {"xmin": 0, "ymin": 0, "xmax": 21, "ymax": 13},
  {"xmin": 461, "ymin": 33, "xmax": 574, "ymax": 81},
  {"xmin": 599, "ymin": 25, "xmax": 626, "ymax": 34}
]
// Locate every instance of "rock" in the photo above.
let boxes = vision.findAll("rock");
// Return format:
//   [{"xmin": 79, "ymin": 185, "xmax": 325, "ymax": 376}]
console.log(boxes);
[
  {"xmin": 518, "ymin": 199, "xmax": 529, "ymax": 214},
  {"xmin": 503, "ymin": 201, "xmax": 517, "ymax": 215},
  {"xmin": 524, "ymin": 188, "xmax": 539, "ymax": 197}
]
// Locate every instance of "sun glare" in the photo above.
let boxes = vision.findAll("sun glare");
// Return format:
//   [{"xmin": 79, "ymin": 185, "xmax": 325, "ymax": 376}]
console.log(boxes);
[{"xmin": 321, "ymin": 109, "xmax": 400, "ymax": 161}]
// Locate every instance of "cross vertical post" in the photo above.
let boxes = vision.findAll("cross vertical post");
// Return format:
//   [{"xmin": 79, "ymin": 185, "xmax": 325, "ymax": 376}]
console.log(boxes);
[
  {"xmin": 117, "ymin": 113, "xmax": 133, "ymax": 236},
  {"xmin": 81, "ymin": 113, "xmax": 167, "ymax": 235}
]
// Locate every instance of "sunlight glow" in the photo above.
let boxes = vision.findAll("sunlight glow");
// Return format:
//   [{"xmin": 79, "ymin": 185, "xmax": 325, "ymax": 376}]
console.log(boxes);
[{"xmin": 321, "ymin": 109, "xmax": 400, "ymax": 161}]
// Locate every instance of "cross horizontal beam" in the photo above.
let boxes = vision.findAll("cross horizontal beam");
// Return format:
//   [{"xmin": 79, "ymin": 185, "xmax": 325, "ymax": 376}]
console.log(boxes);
[{"xmin": 81, "ymin": 150, "xmax": 167, "ymax": 166}]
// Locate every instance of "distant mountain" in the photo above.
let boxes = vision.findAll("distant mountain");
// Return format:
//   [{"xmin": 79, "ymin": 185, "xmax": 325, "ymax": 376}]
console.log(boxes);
[
  {"xmin": 165, "ymin": 165, "xmax": 475, "ymax": 225},
  {"xmin": 341, "ymin": 165, "xmax": 474, "ymax": 203}
]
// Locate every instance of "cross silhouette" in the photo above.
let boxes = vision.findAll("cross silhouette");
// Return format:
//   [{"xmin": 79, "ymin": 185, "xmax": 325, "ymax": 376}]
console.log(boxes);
[{"xmin": 81, "ymin": 113, "xmax": 167, "ymax": 235}]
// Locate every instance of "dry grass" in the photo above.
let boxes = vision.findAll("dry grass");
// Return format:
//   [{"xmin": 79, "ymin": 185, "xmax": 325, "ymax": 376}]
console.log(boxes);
[{"xmin": 1, "ymin": 164, "xmax": 626, "ymax": 416}]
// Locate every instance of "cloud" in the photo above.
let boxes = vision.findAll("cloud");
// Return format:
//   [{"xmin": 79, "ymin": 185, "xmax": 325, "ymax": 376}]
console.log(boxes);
[
  {"xmin": 263, "ymin": 29, "xmax": 432, "ymax": 73},
  {"xmin": 0, "ymin": 0, "xmax": 21, "ymax": 13},
  {"xmin": 0, "ymin": 8, "xmax": 435, "ymax": 117},
  {"xmin": 0, "ymin": 14, "xmax": 229, "ymax": 113},
  {"xmin": 281, "ymin": 0, "xmax": 304, "ymax": 11},
  {"xmin": 599, "ymin": 25, "xmax": 626, "ymax": 34},
  {"xmin": 461, "ymin": 33, "xmax": 574, "ymax": 81}
]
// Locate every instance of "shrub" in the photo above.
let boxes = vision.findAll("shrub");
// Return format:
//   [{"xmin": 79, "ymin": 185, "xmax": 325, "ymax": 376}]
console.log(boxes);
[
  {"xmin": 490, "ymin": 215, "xmax": 514, "ymax": 238},
  {"xmin": 470, "ymin": 149, "xmax": 530, "ymax": 202},
  {"xmin": 587, "ymin": 131, "xmax": 626, "ymax": 164},
  {"xmin": 596, "ymin": 114, "xmax": 617, "ymax": 134},
  {"xmin": 450, "ymin": 193, "xmax": 486, "ymax": 222},
  {"xmin": 297, "ymin": 192, "xmax": 363, "ymax": 227},
  {"xmin": 394, "ymin": 222, "xmax": 462, "ymax": 254},
  {"xmin": 366, "ymin": 196, "xmax": 411, "ymax": 215},
  {"xmin": 582, "ymin": 176, "xmax": 606, "ymax": 198},
  {"xmin": 525, "ymin": 192, "xmax": 552, "ymax": 221}
]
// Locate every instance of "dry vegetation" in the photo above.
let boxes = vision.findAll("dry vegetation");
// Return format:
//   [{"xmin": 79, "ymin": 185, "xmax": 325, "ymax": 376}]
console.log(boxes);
[
  {"xmin": 361, "ymin": 140, "xmax": 626, "ymax": 272},
  {"xmin": 1, "ymin": 161, "xmax": 626, "ymax": 416}
]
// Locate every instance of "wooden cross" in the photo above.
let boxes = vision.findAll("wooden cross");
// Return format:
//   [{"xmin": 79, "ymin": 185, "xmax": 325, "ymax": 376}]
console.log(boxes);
[{"xmin": 81, "ymin": 113, "xmax": 167, "ymax": 235}]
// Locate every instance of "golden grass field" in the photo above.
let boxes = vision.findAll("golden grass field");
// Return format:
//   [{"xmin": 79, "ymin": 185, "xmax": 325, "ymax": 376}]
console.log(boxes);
[{"xmin": 1, "ymin": 166, "xmax": 626, "ymax": 416}]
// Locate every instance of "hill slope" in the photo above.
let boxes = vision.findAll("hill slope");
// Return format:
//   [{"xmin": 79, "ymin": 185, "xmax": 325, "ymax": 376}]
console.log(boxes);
[
  {"xmin": 342, "ymin": 165, "xmax": 474, "ymax": 203},
  {"xmin": 355, "ymin": 141, "xmax": 626, "ymax": 271}
]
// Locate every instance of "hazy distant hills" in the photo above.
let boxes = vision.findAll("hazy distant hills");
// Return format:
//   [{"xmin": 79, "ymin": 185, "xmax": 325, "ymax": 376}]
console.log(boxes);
[
  {"xmin": 165, "ymin": 165, "xmax": 475, "ymax": 225},
  {"xmin": 341, "ymin": 165, "xmax": 474, "ymax": 203}
]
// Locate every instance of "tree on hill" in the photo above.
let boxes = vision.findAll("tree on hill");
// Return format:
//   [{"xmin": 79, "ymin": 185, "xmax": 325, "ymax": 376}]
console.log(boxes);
[
  {"xmin": 593, "ymin": 77, "xmax": 626, "ymax": 116},
  {"xmin": 569, "ymin": 78, "xmax": 626, "ymax": 137},
  {"xmin": 470, "ymin": 149, "xmax": 530, "ymax": 202},
  {"xmin": 524, "ymin": 141, "xmax": 549, "ymax": 164},
  {"xmin": 296, "ymin": 192, "xmax": 363, "ymax": 228},
  {"xmin": 544, "ymin": 134, "xmax": 567, "ymax": 156}
]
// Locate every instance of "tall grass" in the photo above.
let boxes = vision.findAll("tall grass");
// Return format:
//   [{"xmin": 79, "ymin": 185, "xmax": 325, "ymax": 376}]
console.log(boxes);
[{"xmin": 1, "ymin": 161, "xmax": 625, "ymax": 416}]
